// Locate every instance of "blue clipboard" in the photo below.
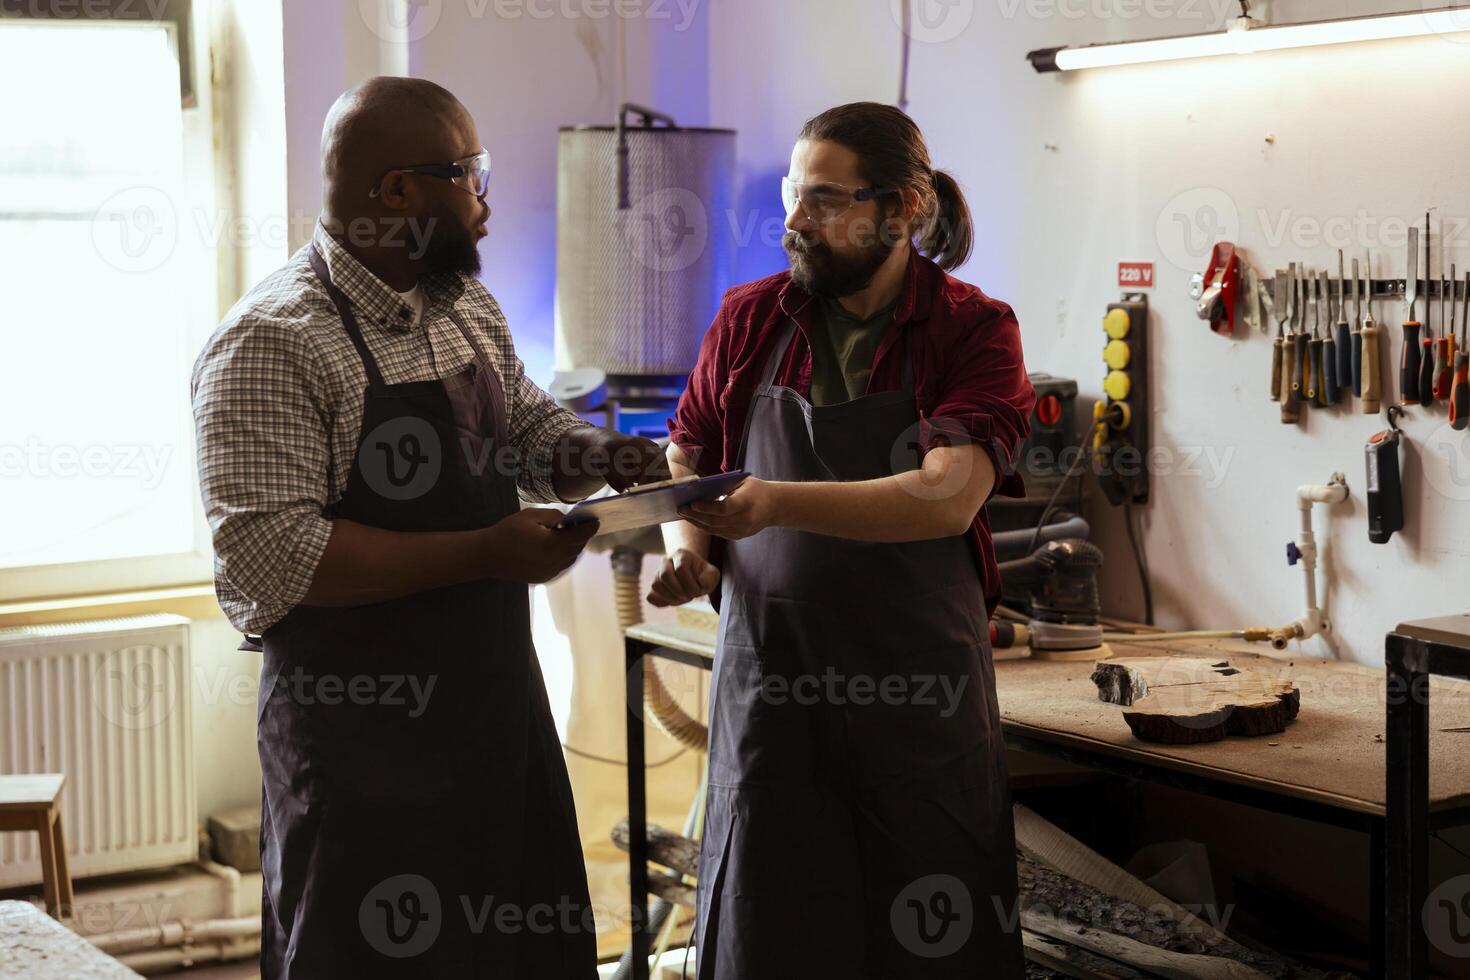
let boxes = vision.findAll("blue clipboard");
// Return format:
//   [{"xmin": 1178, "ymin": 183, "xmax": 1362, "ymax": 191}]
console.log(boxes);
[{"xmin": 558, "ymin": 471, "xmax": 750, "ymax": 536}]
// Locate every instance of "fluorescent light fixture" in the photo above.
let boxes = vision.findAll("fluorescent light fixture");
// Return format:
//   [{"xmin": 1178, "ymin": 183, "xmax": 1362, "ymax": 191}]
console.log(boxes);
[{"xmin": 1027, "ymin": 6, "xmax": 1470, "ymax": 73}]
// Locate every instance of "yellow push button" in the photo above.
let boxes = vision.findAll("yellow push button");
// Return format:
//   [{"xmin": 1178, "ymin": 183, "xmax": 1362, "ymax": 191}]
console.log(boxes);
[
  {"xmin": 1104, "ymin": 309, "xmax": 1131, "ymax": 339},
  {"xmin": 1103, "ymin": 339, "xmax": 1131, "ymax": 370},
  {"xmin": 1104, "ymin": 370, "xmax": 1131, "ymax": 400}
]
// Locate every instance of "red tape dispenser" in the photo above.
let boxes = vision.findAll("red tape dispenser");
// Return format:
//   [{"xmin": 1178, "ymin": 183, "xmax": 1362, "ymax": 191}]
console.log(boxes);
[{"xmin": 1196, "ymin": 241, "xmax": 1241, "ymax": 336}]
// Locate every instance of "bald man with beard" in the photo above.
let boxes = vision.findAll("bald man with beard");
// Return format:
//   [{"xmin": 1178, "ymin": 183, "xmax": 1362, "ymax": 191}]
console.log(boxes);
[{"xmin": 191, "ymin": 77, "xmax": 662, "ymax": 978}]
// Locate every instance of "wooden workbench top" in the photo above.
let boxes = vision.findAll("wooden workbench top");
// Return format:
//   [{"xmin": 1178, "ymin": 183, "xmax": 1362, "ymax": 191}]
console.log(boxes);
[
  {"xmin": 626, "ymin": 620, "xmax": 1470, "ymax": 817},
  {"xmin": 998, "ymin": 639, "xmax": 1470, "ymax": 817},
  {"xmin": 0, "ymin": 901, "xmax": 141, "ymax": 979}
]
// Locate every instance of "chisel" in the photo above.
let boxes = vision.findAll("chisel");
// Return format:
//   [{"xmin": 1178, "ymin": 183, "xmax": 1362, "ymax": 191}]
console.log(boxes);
[
  {"xmin": 1281, "ymin": 266, "xmax": 1300, "ymax": 422},
  {"xmin": 1363, "ymin": 250, "xmax": 1384, "ymax": 414},
  {"xmin": 1434, "ymin": 268, "xmax": 1453, "ymax": 400},
  {"xmin": 1453, "ymin": 270, "xmax": 1470, "ymax": 430},
  {"xmin": 1401, "ymin": 223, "xmax": 1422, "ymax": 405},
  {"xmin": 1352, "ymin": 257, "xmax": 1364, "ymax": 396},
  {"xmin": 1335, "ymin": 250, "xmax": 1352, "ymax": 393},
  {"xmin": 1322, "ymin": 270, "xmax": 1340, "ymax": 405},
  {"xmin": 1291, "ymin": 264, "xmax": 1309, "ymax": 403},
  {"xmin": 1309, "ymin": 274, "xmax": 1326, "ymax": 405},
  {"xmin": 1268, "ymin": 269, "xmax": 1284, "ymax": 403}
]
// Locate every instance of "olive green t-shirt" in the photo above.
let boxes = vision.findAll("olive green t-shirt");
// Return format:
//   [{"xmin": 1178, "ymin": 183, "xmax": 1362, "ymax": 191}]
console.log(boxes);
[{"xmin": 807, "ymin": 294, "xmax": 899, "ymax": 407}]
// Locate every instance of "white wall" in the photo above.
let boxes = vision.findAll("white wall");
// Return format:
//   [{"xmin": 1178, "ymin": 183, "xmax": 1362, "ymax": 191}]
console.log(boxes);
[{"xmin": 708, "ymin": 0, "xmax": 1470, "ymax": 664}]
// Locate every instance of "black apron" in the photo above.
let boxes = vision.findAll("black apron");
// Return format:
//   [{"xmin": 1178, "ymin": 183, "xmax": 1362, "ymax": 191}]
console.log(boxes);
[
  {"xmin": 255, "ymin": 247, "xmax": 596, "ymax": 979},
  {"xmin": 695, "ymin": 318, "xmax": 1025, "ymax": 979}
]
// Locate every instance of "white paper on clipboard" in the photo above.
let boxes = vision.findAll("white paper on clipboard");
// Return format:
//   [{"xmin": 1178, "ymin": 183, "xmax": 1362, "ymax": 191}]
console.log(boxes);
[{"xmin": 558, "ymin": 471, "xmax": 750, "ymax": 536}]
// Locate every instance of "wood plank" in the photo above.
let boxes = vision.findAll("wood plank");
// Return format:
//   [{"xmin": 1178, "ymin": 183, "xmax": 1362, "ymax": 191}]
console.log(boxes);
[
  {"xmin": 611, "ymin": 819, "xmax": 700, "ymax": 878},
  {"xmin": 1021, "ymin": 910, "xmax": 1272, "ymax": 980},
  {"xmin": 1015, "ymin": 854, "xmax": 1328, "ymax": 978},
  {"xmin": 1013, "ymin": 803, "xmax": 1234, "ymax": 947},
  {"xmin": 1022, "ymin": 931, "xmax": 1150, "ymax": 978}
]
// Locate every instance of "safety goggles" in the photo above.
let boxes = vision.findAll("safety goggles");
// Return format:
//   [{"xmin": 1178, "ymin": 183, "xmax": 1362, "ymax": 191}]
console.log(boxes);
[
  {"xmin": 369, "ymin": 148, "xmax": 492, "ymax": 199},
  {"xmin": 781, "ymin": 177, "xmax": 897, "ymax": 223}
]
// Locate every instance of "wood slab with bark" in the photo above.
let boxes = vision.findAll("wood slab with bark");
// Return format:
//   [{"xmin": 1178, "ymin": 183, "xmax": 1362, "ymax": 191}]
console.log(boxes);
[{"xmin": 1091, "ymin": 657, "xmax": 1300, "ymax": 744}]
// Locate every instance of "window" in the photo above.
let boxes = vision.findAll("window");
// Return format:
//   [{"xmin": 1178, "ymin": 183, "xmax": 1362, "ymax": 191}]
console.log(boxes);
[{"xmin": 0, "ymin": 17, "xmax": 215, "ymax": 598}]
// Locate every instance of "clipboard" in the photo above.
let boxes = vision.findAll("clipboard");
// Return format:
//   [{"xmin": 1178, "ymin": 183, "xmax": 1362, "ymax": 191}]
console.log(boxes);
[{"xmin": 558, "ymin": 471, "xmax": 750, "ymax": 536}]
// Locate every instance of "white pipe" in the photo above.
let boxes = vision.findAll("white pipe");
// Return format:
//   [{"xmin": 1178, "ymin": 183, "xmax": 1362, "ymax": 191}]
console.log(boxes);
[
  {"xmin": 90, "ymin": 915, "xmax": 261, "ymax": 956},
  {"xmin": 118, "ymin": 936, "xmax": 260, "ymax": 974},
  {"xmin": 1289, "ymin": 474, "xmax": 1349, "ymax": 644}
]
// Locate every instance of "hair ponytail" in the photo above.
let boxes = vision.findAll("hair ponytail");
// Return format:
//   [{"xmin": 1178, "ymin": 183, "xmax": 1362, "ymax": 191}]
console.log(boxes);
[
  {"xmin": 920, "ymin": 169, "xmax": 973, "ymax": 272},
  {"xmin": 798, "ymin": 102, "xmax": 974, "ymax": 273}
]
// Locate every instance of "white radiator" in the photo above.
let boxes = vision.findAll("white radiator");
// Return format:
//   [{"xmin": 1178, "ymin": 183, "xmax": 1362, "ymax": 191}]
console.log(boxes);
[{"xmin": 0, "ymin": 614, "xmax": 196, "ymax": 888}]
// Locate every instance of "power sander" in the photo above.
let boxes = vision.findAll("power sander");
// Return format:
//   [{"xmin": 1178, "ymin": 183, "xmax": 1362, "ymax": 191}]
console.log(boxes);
[{"xmin": 996, "ymin": 538, "xmax": 1109, "ymax": 661}]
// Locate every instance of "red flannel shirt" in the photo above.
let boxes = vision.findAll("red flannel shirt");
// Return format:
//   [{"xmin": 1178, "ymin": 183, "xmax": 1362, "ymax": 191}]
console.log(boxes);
[{"xmin": 669, "ymin": 250, "xmax": 1035, "ymax": 617}]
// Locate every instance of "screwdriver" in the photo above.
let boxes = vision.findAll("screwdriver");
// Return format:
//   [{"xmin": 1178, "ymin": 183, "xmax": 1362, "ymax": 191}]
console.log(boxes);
[
  {"xmin": 1352, "ymin": 257, "xmax": 1364, "ymax": 396},
  {"xmin": 1311, "ymin": 271, "xmax": 1323, "ymax": 402},
  {"xmin": 1420, "ymin": 229, "xmax": 1438, "ymax": 406},
  {"xmin": 1269, "ymin": 269, "xmax": 1284, "ymax": 403},
  {"xmin": 1401, "ymin": 221, "xmax": 1423, "ymax": 405},
  {"xmin": 1322, "ymin": 270, "xmax": 1340, "ymax": 405},
  {"xmin": 1453, "ymin": 269, "xmax": 1470, "ymax": 430},
  {"xmin": 1281, "ymin": 266, "xmax": 1300, "ymax": 422},
  {"xmin": 1434, "ymin": 267, "xmax": 1454, "ymax": 400},
  {"xmin": 1451, "ymin": 266, "xmax": 1461, "ymax": 397},
  {"xmin": 1291, "ymin": 264, "xmax": 1309, "ymax": 403},
  {"xmin": 1363, "ymin": 250, "xmax": 1384, "ymax": 414},
  {"xmin": 1335, "ymin": 250, "xmax": 1352, "ymax": 396}
]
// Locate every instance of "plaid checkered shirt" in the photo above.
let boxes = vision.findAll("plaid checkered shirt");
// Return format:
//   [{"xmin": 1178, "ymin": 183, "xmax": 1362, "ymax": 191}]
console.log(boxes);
[{"xmin": 191, "ymin": 223, "xmax": 587, "ymax": 633}]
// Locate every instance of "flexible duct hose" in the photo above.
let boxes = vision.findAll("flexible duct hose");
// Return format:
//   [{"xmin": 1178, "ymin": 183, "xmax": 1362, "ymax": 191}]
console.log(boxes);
[{"xmin": 611, "ymin": 548, "xmax": 708, "ymax": 751}]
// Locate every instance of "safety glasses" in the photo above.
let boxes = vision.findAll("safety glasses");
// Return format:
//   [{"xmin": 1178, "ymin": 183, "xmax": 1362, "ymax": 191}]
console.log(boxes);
[
  {"xmin": 781, "ymin": 177, "xmax": 897, "ymax": 223},
  {"xmin": 369, "ymin": 149, "xmax": 492, "ymax": 199}
]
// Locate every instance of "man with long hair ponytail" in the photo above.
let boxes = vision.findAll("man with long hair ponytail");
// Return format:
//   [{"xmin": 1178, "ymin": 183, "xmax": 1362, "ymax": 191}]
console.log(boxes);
[{"xmin": 655, "ymin": 101, "xmax": 1034, "ymax": 978}]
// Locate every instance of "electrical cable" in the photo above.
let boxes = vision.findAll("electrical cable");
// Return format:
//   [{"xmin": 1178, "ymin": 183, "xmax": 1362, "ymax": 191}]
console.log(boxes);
[
  {"xmin": 898, "ymin": 0, "xmax": 912, "ymax": 110},
  {"xmin": 1026, "ymin": 422, "xmax": 1097, "ymax": 553},
  {"xmin": 1123, "ymin": 500, "xmax": 1154, "ymax": 625},
  {"xmin": 562, "ymin": 743, "xmax": 689, "ymax": 769}
]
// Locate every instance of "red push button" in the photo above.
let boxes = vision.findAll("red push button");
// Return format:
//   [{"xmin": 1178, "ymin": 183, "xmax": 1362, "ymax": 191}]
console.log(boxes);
[{"xmin": 1037, "ymin": 394, "xmax": 1062, "ymax": 426}]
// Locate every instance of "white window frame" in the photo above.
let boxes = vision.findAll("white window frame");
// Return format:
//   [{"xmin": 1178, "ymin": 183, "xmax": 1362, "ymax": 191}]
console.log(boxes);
[{"xmin": 0, "ymin": 8, "xmax": 229, "ymax": 602}]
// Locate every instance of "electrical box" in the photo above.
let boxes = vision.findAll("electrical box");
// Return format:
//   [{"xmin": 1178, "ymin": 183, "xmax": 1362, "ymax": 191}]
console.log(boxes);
[
  {"xmin": 1018, "ymin": 373, "xmax": 1078, "ymax": 476},
  {"xmin": 1095, "ymin": 293, "xmax": 1149, "ymax": 506}
]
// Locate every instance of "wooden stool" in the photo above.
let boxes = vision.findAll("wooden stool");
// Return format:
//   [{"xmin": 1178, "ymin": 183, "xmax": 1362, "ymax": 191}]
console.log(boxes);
[{"xmin": 0, "ymin": 774, "xmax": 74, "ymax": 920}]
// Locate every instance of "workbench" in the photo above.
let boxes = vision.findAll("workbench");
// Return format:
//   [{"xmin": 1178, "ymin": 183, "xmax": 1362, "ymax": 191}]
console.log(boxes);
[
  {"xmin": 0, "ymin": 900, "xmax": 141, "ymax": 979},
  {"xmin": 621, "ymin": 623, "xmax": 1470, "ymax": 980}
]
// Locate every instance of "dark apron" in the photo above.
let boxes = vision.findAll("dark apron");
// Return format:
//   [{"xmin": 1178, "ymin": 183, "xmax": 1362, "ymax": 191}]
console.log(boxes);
[
  {"xmin": 255, "ymin": 246, "xmax": 596, "ymax": 979},
  {"xmin": 695, "ymin": 319, "xmax": 1024, "ymax": 979}
]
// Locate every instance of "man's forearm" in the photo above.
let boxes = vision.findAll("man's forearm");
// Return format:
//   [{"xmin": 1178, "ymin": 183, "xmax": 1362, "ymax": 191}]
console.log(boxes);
[
  {"xmin": 777, "ymin": 444, "xmax": 996, "ymax": 541},
  {"xmin": 301, "ymin": 519, "xmax": 493, "ymax": 606},
  {"xmin": 662, "ymin": 442, "xmax": 711, "ymax": 559},
  {"xmin": 769, "ymin": 473, "xmax": 971, "ymax": 542}
]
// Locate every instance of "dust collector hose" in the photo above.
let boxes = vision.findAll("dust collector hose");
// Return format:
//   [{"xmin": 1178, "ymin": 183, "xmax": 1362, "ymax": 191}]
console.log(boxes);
[{"xmin": 612, "ymin": 548, "xmax": 708, "ymax": 751}]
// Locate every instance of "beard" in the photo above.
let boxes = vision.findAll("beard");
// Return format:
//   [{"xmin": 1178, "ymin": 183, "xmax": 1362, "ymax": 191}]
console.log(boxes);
[
  {"xmin": 419, "ymin": 202, "xmax": 482, "ymax": 278},
  {"xmin": 783, "ymin": 230, "xmax": 894, "ymax": 299}
]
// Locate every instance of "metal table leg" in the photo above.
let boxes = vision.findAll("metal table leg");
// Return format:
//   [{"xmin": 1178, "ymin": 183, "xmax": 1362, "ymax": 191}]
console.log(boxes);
[
  {"xmin": 626, "ymin": 637, "xmax": 649, "ymax": 980},
  {"xmin": 1385, "ymin": 631, "xmax": 1429, "ymax": 978},
  {"xmin": 1370, "ymin": 816, "xmax": 1385, "ymax": 978}
]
